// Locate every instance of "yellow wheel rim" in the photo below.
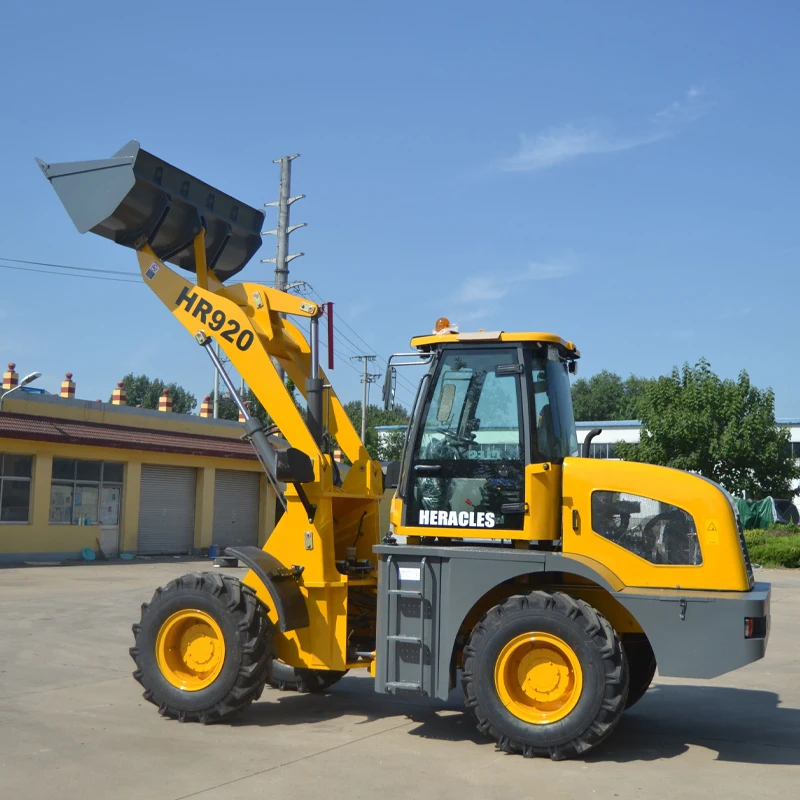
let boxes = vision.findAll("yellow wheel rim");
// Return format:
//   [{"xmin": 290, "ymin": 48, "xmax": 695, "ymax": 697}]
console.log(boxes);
[
  {"xmin": 494, "ymin": 632, "xmax": 583, "ymax": 724},
  {"xmin": 156, "ymin": 609, "xmax": 226, "ymax": 691}
]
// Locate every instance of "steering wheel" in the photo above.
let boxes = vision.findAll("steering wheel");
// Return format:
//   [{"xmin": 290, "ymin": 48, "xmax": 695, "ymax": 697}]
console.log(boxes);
[
  {"xmin": 642, "ymin": 510, "xmax": 684, "ymax": 537},
  {"xmin": 442, "ymin": 429, "xmax": 475, "ymax": 451},
  {"xmin": 642, "ymin": 510, "xmax": 694, "ymax": 563}
]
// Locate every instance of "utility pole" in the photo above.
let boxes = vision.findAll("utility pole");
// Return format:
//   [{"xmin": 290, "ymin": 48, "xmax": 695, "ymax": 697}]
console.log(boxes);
[
  {"xmin": 351, "ymin": 355, "xmax": 380, "ymax": 443},
  {"xmin": 212, "ymin": 341, "xmax": 239, "ymax": 419},
  {"xmin": 261, "ymin": 154, "xmax": 306, "ymax": 381},
  {"xmin": 213, "ymin": 341, "xmax": 221, "ymax": 418}
]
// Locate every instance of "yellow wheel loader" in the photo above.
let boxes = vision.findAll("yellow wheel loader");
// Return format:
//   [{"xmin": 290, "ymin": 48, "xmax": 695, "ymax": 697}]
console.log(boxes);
[{"xmin": 38, "ymin": 142, "xmax": 770, "ymax": 759}]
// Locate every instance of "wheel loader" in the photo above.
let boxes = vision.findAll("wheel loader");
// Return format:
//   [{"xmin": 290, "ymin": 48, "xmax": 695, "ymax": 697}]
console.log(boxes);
[{"xmin": 38, "ymin": 141, "xmax": 770, "ymax": 759}]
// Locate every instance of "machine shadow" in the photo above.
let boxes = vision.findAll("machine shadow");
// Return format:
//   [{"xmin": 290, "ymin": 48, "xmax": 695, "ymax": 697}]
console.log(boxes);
[
  {"xmin": 234, "ymin": 674, "xmax": 487, "ymax": 746},
  {"xmin": 236, "ymin": 677, "xmax": 800, "ymax": 764},
  {"xmin": 592, "ymin": 684, "xmax": 800, "ymax": 765}
]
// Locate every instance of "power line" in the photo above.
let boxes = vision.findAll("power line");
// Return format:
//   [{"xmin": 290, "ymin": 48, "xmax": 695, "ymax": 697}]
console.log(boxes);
[
  {"xmin": 297, "ymin": 317, "xmax": 415, "ymax": 407},
  {"xmin": 0, "ymin": 256, "xmax": 405, "ymax": 384},
  {"xmin": 3, "ymin": 252, "xmax": 420, "ymax": 404},
  {"xmin": 306, "ymin": 320, "xmax": 415, "ymax": 401},
  {"xmin": 0, "ymin": 255, "xmax": 139, "ymax": 277},
  {"xmin": 351, "ymin": 355, "xmax": 381, "ymax": 442},
  {"xmin": 309, "ymin": 288, "xmax": 419, "ymax": 396},
  {"xmin": 0, "ymin": 261, "xmax": 142, "ymax": 284},
  {"xmin": 316, "ymin": 336, "xmax": 362, "ymax": 376},
  {"xmin": 331, "ymin": 323, "xmax": 418, "ymax": 398}
]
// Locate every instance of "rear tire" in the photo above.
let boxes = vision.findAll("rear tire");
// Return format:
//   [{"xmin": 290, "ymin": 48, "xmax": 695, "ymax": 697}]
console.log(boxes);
[
  {"xmin": 623, "ymin": 637, "xmax": 656, "ymax": 709},
  {"xmin": 267, "ymin": 659, "xmax": 347, "ymax": 693},
  {"xmin": 130, "ymin": 572, "xmax": 272, "ymax": 722},
  {"xmin": 461, "ymin": 591, "xmax": 628, "ymax": 760}
]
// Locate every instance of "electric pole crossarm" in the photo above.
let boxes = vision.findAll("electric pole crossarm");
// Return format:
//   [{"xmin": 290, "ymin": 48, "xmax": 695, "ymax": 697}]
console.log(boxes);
[
  {"xmin": 262, "ymin": 154, "xmax": 306, "ymax": 381},
  {"xmin": 351, "ymin": 354, "xmax": 378, "ymax": 444}
]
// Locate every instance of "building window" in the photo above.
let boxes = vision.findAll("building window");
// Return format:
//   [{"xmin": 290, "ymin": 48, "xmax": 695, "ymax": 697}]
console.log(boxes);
[
  {"xmin": 49, "ymin": 459, "xmax": 123, "ymax": 525},
  {"xmin": 591, "ymin": 490, "xmax": 702, "ymax": 566},
  {"xmin": 590, "ymin": 442, "xmax": 608, "ymax": 458},
  {"xmin": 0, "ymin": 453, "xmax": 33, "ymax": 523},
  {"xmin": 582, "ymin": 441, "xmax": 623, "ymax": 459},
  {"xmin": 786, "ymin": 441, "xmax": 800, "ymax": 460}
]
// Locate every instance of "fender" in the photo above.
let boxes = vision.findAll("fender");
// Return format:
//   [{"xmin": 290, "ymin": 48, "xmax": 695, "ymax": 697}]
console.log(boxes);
[{"xmin": 225, "ymin": 546, "xmax": 309, "ymax": 632}]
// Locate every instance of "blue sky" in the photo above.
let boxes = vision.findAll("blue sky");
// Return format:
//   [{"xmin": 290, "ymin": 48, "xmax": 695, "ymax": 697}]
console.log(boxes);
[{"xmin": 2, "ymin": 1, "xmax": 799, "ymax": 415}]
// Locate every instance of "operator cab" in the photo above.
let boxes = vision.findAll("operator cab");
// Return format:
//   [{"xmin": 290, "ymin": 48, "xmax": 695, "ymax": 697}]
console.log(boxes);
[{"xmin": 385, "ymin": 320, "xmax": 580, "ymax": 537}]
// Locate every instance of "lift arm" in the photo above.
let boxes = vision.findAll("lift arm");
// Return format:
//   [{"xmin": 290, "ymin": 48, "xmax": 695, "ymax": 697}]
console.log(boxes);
[{"xmin": 136, "ymin": 241, "xmax": 371, "ymax": 470}]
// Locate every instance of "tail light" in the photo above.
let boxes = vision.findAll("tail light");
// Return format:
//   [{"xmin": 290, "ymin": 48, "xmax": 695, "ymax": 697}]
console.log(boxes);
[{"xmin": 745, "ymin": 617, "xmax": 767, "ymax": 639}]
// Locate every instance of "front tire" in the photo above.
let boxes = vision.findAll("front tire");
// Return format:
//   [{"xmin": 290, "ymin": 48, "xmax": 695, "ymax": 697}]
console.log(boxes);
[
  {"xmin": 130, "ymin": 572, "xmax": 273, "ymax": 722},
  {"xmin": 461, "ymin": 591, "xmax": 628, "ymax": 760},
  {"xmin": 267, "ymin": 659, "xmax": 347, "ymax": 693}
]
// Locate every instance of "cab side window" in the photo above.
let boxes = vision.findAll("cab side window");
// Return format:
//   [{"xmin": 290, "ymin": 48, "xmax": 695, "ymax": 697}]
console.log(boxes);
[{"xmin": 591, "ymin": 491, "xmax": 702, "ymax": 565}]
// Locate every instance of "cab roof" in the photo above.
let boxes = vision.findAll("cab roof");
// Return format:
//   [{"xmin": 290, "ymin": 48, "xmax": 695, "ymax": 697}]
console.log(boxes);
[{"xmin": 410, "ymin": 330, "xmax": 580, "ymax": 357}]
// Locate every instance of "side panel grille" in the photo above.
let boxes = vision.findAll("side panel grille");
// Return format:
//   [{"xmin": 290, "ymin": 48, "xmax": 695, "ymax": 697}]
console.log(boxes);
[{"xmin": 736, "ymin": 515, "xmax": 755, "ymax": 588}]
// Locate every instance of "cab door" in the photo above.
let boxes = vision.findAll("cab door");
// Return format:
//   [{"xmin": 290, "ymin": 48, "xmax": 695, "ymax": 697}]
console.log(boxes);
[
  {"xmin": 403, "ymin": 347, "xmax": 528, "ymax": 538},
  {"xmin": 523, "ymin": 347, "xmax": 570, "ymax": 541}
]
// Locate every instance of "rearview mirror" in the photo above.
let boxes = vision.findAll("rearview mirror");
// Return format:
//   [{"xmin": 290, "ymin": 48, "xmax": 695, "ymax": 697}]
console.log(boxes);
[
  {"xmin": 384, "ymin": 460, "xmax": 401, "ymax": 489},
  {"xmin": 275, "ymin": 448, "xmax": 315, "ymax": 484},
  {"xmin": 437, "ymin": 383, "xmax": 456, "ymax": 422},
  {"xmin": 382, "ymin": 366, "xmax": 396, "ymax": 411}
]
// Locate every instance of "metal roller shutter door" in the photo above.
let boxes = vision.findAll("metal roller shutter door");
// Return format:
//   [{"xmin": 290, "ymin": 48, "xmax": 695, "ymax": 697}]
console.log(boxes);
[
  {"xmin": 213, "ymin": 470, "xmax": 260, "ymax": 549},
  {"xmin": 138, "ymin": 465, "xmax": 197, "ymax": 554}
]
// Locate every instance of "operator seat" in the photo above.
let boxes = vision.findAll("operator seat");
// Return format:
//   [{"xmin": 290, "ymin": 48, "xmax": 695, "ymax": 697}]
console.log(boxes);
[{"xmin": 537, "ymin": 404, "xmax": 556, "ymax": 459}]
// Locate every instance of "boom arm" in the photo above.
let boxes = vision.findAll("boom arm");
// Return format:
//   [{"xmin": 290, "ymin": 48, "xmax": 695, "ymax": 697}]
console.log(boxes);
[{"xmin": 136, "ymin": 242, "xmax": 371, "ymax": 468}]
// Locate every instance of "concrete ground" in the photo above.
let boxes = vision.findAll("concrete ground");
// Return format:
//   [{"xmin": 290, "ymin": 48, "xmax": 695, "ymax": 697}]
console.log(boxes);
[{"xmin": 0, "ymin": 561, "xmax": 798, "ymax": 800}]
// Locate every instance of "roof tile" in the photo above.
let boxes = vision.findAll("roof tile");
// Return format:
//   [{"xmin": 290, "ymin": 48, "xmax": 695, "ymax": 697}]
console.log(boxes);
[{"xmin": 0, "ymin": 413, "xmax": 257, "ymax": 460}]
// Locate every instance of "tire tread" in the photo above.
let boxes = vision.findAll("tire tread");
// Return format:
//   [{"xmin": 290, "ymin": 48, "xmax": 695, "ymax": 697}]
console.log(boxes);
[
  {"xmin": 130, "ymin": 572, "xmax": 272, "ymax": 723},
  {"xmin": 460, "ymin": 590, "xmax": 628, "ymax": 760}
]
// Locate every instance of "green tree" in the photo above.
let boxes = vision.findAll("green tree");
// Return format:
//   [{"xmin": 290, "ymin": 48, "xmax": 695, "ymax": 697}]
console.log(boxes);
[
  {"xmin": 571, "ymin": 370, "xmax": 651, "ymax": 421},
  {"xmin": 616, "ymin": 359, "xmax": 800, "ymax": 499},
  {"xmin": 209, "ymin": 380, "xmax": 303, "ymax": 427},
  {"xmin": 344, "ymin": 401, "xmax": 410, "ymax": 460},
  {"xmin": 116, "ymin": 373, "xmax": 197, "ymax": 414},
  {"xmin": 211, "ymin": 391, "xmax": 239, "ymax": 422}
]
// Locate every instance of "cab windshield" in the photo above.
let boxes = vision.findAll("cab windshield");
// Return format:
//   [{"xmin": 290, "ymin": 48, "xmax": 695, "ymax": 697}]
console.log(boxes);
[{"xmin": 531, "ymin": 353, "xmax": 578, "ymax": 460}]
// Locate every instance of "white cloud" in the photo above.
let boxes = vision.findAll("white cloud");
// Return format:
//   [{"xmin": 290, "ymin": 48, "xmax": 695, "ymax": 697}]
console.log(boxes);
[
  {"xmin": 457, "ymin": 305, "xmax": 501, "ymax": 324},
  {"xmin": 523, "ymin": 262, "xmax": 576, "ymax": 281},
  {"xmin": 650, "ymin": 85, "xmax": 710, "ymax": 124},
  {"xmin": 453, "ymin": 260, "xmax": 576, "ymax": 305},
  {"xmin": 715, "ymin": 305, "xmax": 752, "ymax": 321},
  {"xmin": 500, "ymin": 87, "xmax": 713, "ymax": 173},
  {"xmin": 502, "ymin": 126, "xmax": 667, "ymax": 173},
  {"xmin": 454, "ymin": 276, "xmax": 509, "ymax": 304}
]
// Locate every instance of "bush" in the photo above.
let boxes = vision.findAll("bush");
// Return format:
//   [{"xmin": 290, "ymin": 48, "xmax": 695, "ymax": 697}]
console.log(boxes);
[
  {"xmin": 744, "ymin": 530, "xmax": 768, "ymax": 548},
  {"xmin": 744, "ymin": 527, "xmax": 800, "ymax": 568}
]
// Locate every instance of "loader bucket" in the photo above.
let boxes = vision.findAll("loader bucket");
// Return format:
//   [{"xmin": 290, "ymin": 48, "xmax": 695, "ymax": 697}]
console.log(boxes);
[{"xmin": 36, "ymin": 140, "xmax": 265, "ymax": 282}]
